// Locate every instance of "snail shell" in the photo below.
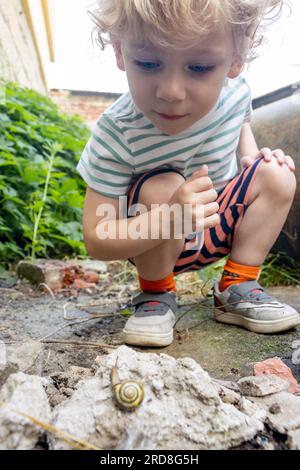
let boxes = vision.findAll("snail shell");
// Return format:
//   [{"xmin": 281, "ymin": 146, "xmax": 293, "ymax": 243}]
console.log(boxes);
[{"xmin": 110, "ymin": 365, "xmax": 144, "ymax": 411}]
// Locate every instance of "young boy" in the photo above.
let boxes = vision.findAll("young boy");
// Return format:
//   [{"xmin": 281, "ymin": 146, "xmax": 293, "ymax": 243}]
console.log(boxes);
[{"xmin": 77, "ymin": 0, "xmax": 299, "ymax": 347}]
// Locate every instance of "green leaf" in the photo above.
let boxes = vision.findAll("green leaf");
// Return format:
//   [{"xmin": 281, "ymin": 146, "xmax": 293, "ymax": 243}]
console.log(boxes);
[{"xmin": 0, "ymin": 79, "xmax": 91, "ymax": 265}]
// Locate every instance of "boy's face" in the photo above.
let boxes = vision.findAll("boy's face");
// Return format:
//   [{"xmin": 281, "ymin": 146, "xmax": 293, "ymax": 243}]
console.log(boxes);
[{"xmin": 113, "ymin": 28, "xmax": 243, "ymax": 135}]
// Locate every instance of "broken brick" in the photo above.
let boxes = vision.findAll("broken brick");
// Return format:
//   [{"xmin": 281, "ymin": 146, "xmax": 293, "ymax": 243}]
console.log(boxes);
[
  {"xmin": 254, "ymin": 357, "xmax": 300, "ymax": 394},
  {"xmin": 83, "ymin": 270, "xmax": 99, "ymax": 284}
]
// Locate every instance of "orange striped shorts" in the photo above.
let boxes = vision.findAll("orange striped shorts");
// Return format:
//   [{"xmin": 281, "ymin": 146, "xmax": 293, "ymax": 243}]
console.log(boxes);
[{"xmin": 127, "ymin": 158, "xmax": 263, "ymax": 275}]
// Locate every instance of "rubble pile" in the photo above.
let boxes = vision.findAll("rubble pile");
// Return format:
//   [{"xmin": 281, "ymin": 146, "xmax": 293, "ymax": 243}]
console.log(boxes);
[
  {"xmin": 0, "ymin": 346, "xmax": 299, "ymax": 450},
  {"xmin": 16, "ymin": 259, "xmax": 107, "ymax": 292}
]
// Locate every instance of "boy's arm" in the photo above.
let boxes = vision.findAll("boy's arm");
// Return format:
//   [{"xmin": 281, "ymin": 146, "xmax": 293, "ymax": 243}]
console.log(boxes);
[
  {"xmin": 83, "ymin": 187, "xmax": 172, "ymax": 261},
  {"xmin": 236, "ymin": 122, "xmax": 259, "ymax": 160},
  {"xmin": 237, "ymin": 123, "xmax": 295, "ymax": 172}
]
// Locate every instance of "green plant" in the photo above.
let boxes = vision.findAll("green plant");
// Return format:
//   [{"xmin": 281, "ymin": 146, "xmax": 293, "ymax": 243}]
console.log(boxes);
[
  {"xmin": 197, "ymin": 258, "xmax": 226, "ymax": 289},
  {"xmin": 29, "ymin": 141, "xmax": 62, "ymax": 260},
  {"xmin": 259, "ymin": 253, "xmax": 300, "ymax": 287},
  {"xmin": 0, "ymin": 80, "xmax": 91, "ymax": 267}
]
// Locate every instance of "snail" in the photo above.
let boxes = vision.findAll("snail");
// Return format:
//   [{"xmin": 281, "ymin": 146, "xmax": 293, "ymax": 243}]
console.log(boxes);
[{"xmin": 110, "ymin": 360, "xmax": 144, "ymax": 411}]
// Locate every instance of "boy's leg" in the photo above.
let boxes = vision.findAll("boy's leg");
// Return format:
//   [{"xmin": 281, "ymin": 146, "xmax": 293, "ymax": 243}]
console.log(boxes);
[
  {"xmin": 128, "ymin": 168, "xmax": 203, "ymax": 281},
  {"xmin": 190, "ymin": 157, "xmax": 299, "ymax": 333},
  {"xmin": 229, "ymin": 157, "xmax": 296, "ymax": 267},
  {"xmin": 132, "ymin": 170, "xmax": 186, "ymax": 284},
  {"xmin": 123, "ymin": 168, "xmax": 199, "ymax": 347}
]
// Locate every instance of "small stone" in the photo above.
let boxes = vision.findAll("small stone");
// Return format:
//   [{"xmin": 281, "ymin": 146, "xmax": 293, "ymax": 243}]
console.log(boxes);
[
  {"xmin": 269, "ymin": 403, "xmax": 281, "ymax": 414},
  {"xmin": 73, "ymin": 278, "xmax": 96, "ymax": 289},
  {"xmin": 0, "ymin": 363, "xmax": 19, "ymax": 389},
  {"xmin": 83, "ymin": 270, "xmax": 99, "ymax": 283},
  {"xmin": 218, "ymin": 386, "xmax": 240, "ymax": 405},
  {"xmin": 213, "ymin": 379, "xmax": 240, "ymax": 392},
  {"xmin": 238, "ymin": 396, "xmax": 267, "ymax": 421},
  {"xmin": 238, "ymin": 375, "xmax": 289, "ymax": 397},
  {"xmin": 0, "ymin": 271, "xmax": 17, "ymax": 288},
  {"xmin": 17, "ymin": 260, "xmax": 64, "ymax": 291},
  {"xmin": 262, "ymin": 442, "xmax": 275, "ymax": 451},
  {"xmin": 250, "ymin": 391, "xmax": 300, "ymax": 434},
  {"xmin": 6, "ymin": 340, "xmax": 43, "ymax": 373},
  {"xmin": 62, "ymin": 264, "xmax": 79, "ymax": 286},
  {"xmin": 0, "ymin": 372, "xmax": 51, "ymax": 449},
  {"xmin": 287, "ymin": 429, "xmax": 300, "ymax": 450},
  {"xmin": 76, "ymin": 259, "xmax": 107, "ymax": 273},
  {"xmin": 254, "ymin": 357, "xmax": 300, "ymax": 394}
]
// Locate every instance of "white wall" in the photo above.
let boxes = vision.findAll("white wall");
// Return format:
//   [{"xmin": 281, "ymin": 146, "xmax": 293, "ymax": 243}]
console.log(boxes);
[{"xmin": 0, "ymin": 0, "xmax": 46, "ymax": 93}]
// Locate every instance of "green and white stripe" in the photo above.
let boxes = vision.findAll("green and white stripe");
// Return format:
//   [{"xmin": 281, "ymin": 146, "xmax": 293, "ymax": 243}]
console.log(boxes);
[{"xmin": 77, "ymin": 76, "xmax": 252, "ymax": 197}]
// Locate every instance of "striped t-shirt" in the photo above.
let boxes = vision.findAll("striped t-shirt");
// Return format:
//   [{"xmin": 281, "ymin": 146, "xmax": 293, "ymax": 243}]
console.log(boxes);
[{"xmin": 77, "ymin": 76, "xmax": 252, "ymax": 199}]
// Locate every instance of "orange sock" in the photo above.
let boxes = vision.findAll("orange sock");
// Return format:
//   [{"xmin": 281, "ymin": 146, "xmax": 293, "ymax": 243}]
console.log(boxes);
[
  {"xmin": 219, "ymin": 259, "xmax": 261, "ymax": 292},
  {"xmin": 139, "ymin": 272, "xmax": 176, "ymax": 293}
]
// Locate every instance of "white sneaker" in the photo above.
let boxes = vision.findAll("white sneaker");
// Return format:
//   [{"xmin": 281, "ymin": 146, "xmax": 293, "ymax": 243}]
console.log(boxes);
[
  {"xmin": 213, "ymin": 280, "xmax": 300, "ymax": 333},
  {"xmin": 123, "ymin": 291, "xmax": 177, "ymax": 347}
]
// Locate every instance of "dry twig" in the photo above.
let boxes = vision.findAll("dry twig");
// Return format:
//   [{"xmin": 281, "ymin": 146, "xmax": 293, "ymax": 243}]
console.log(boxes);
[
  {"xmin": 37, "ymin": 283, "xmax": 55, "ymax": 299},
  {"xmin": 0, "ymin": 400, "xmax": 101, "ymax": 450},
  {"xmin": 41, "ymin": 339, "xmax": 116, "ymax": 349}
]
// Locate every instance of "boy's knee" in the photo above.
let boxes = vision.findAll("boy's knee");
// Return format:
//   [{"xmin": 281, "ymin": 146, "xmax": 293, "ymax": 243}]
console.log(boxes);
[
  {"xmin": 257, "ymin": 159, "xmax": 297, "ymax": 201},
  {"xmin": 138, "ymin": 170, "xmax": 185, "ymax": 207}
]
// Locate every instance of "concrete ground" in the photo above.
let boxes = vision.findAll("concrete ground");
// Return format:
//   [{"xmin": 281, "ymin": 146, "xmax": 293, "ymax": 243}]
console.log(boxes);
[
  {"xmin": 0, "ymin": 271, "xmax": 299, "ymax": 383},
  {"xmin": 160, "ymin": 286, "xmax": 300, "ymax": 382}
]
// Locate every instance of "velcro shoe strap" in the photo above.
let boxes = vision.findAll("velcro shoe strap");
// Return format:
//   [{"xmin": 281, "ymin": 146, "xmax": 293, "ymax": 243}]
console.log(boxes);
[
  {"xmin": 131, "ymin": 292, "xmax": 177, "ymax": 313},
  {"xmin": 229, "ymin": 281, "xmax": 272, "ymax": 301},
  {"xmin": 230, "ymin": 281, "xmax": 263, "ymax": 296}
]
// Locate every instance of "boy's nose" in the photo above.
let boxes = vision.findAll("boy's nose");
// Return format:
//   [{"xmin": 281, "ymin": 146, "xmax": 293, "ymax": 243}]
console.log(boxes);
[{"xmin": 156, "ymin": 76, "xmax": 186, "ymax": 102}]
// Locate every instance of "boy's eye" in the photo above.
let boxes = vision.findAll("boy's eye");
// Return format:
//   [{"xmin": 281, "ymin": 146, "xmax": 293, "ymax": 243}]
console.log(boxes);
[
  {"xmin": 133, "ymin": 60, "xmax": 215, "ymax": 74},
  {"xmin": 134, "ymin": 60, "xmax": 161, "ymax": 70},
  {"xmin": 188, "ymin": 65, "xmax": 215, "ymax": 73}
]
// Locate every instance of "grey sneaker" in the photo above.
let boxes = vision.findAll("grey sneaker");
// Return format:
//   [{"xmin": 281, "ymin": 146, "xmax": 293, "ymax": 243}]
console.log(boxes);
[
  {"xmin": 123, "ymin": 291, "xmax": 177, "ymax": 347},
  {"xmin": 213, "ymin": 280, "xmax": 300, "ymax": 333}
]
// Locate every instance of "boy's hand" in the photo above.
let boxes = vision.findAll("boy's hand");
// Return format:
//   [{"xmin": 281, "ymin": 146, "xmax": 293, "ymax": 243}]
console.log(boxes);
[
  {"xmin": 241, "ymin": 147, "xmax": 295, "ymax": 172},
  {"xmin": 168, "ymin": 165, "xmax": 220, "ymax": 234}
]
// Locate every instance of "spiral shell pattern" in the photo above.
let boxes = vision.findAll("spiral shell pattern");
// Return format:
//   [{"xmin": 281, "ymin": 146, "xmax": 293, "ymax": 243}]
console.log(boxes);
[{"xmin": 114, "ymin": 381, "xmax": 144, "ymax": 411}]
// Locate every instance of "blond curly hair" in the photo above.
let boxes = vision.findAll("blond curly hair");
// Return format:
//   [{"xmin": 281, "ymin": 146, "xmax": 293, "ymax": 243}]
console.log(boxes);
[{"xmin": 89, "ymin": 0, "xmax": 287, "ymax": 62}]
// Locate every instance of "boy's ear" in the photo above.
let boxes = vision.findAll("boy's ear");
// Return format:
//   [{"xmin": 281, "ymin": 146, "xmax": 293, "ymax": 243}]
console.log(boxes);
[
  {"xmin": 227, "ymin": 58, "xmax": 244, "ymax": 79},
  {"xmin": 112, "ymin": 41, "xmax": 125, "ymax": 71}
]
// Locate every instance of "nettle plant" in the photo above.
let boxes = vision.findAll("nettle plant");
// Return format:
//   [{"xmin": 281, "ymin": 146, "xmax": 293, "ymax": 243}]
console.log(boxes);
[{"xmin": 0, "ymin": 80, "xmax": 91, "ymax": 267}]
